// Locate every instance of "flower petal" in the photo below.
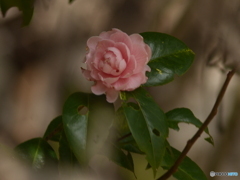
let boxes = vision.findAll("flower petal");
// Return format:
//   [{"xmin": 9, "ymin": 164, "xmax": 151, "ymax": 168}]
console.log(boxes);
[
  {"xmin": 130, "ymin": 34, "xmax": 151, "ymax": 72},
  {"xmin": 99, "ymin": 28, "xmax": 120, "ymax": 39},
  {"xmin": 87, "ymin": 36, "xmax": 102, "ymax": 50},
  {"xmin": 106, "ymin": 88, "xmax": 119, "ymax": 103},
  {"xmin": 145, "ymin": 44, "xmax": 152, "ymax": 60},
  {"xmin": 115, "ymin": 42, "xmax": 131, "ymax": 62},
  {"xmin": 131, "ymin": 45, "xmax": 149, "ymax": 73},
  {"xmin": 145, "ymin": 64, "xmax": 151, "ymax": 72},
  {"xmin": 129, "ymin": 34, "xmax": 144, "ymax": 45},
  {"xmin": 93, "ymin": 40, "xmax": 115, "ymax": 69},
  {"xmin": 91, "ymin": 81, "xmax": 106, "ymax": 95},
  {"xmin": 118, "ymin": 59, "xmax": 127, "ymax": 73},
  {"xmin": 102, "ymin": 63, "xmax": 113, "ymax": 74},
  {"xmin": 98, "ymin": 73, "xmax": 119, "ymax": 85},
  {"xmin": 107, "ymin": 47, "xmax": 123, "ymax": 60},
  {"xmin": 120, "ymin": 55, "xmax": 137, "ymax": 78},
  {"xmin": 112, "ymin": 78, "xmax": 128, "ymax": 90},
  {"xmin": 124, "ymin": 73, "xmax": 147, "ymax": 90},
  {"xmin": 81, "ymin": 68, "xmax": 92, "ymax": 80},
  {"xmin": 110, "ymin": 31, "xmax": 132, "ymax": 50}
]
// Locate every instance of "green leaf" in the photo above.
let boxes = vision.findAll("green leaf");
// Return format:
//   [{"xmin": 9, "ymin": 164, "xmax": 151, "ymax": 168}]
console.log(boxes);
[
  {"xmin": 0, "ymin": 0, "xmax": 34, "ymax": 25},
  {"xmin": 166, "ymin": 108, "xmax": 214, "ymax": 145},
  {"xmin": 161, "ymin": 146, "xmax": 208, "ymax": 180},
  {"xmin": 43, "ymin": 116, "xmax": 63, "ymax": 142},
  {"xmin": 69, "ymin": 0, "xmax": 75, "ymax": 3},
  {"xmin": 62, "ymin": 92, "xmax": 115, "ymax": 165},
  {"xmin": 123, "ymin": 87, "xmax": 168, "ymax": 175},
  {"xmin": 15, "ymin": 138, "xmax": 58, "ymax": 170},
  {"xmin": 59, "ymin": 132, "xmax": 80, "ymax": 166},
  {"xmin": 115, "ymin": 107, "xmax": 144, "ymax": 154},
  {"xmin": 140, "ymin": 32, "xmax": 195, "ymax": 86},
  {"xmin": 59, "ymin": 131, "xmax": 82, "ymax": 177},
  {"xmin": 104, "ymin": 145, "xmax": 135, "ymax": 174},
  {"xmin": 62, "ymin": 92, "xmax": 89, "ymax": 164},
  {"xmin": 118, "ymin": 134, "xmax": 144, "ymax": 154}
]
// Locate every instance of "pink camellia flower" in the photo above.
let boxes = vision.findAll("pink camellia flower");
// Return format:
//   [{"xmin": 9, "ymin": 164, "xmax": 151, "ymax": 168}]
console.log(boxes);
[{"xmin": 81, "ymin": 28, "xmax": 151, "ymax": 103}]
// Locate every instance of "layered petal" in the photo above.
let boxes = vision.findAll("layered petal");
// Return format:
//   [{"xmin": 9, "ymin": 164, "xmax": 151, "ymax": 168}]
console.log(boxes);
[
  {"xmin": 91, "ymin": 81, "xmax": 106, "ymax": 95},
  {"xmin": 129, "ymin": 34, "xmax": 152, "ymax": 60},
  {"xmin": 130, "ymin": 44, "xmax": 150, "ymax": 73},
  {"xmin": 98, "ymin": 72, "xmax": 119, "ymax": 86},
  {"xmin": 87, "ymin": 36, "xmax": 102, "ymax": 50},
  {"xmin": 82, "ymin": 29, "xmax": 152, "ymax": 103},
  {"xmin": 81, "ymin": 68, "xmax": 92, "ymax": 80},
  {"xmin": 120, "ymin": 55, "xmax": 137, "ymax": 78},
  {"xmin": 106, "ymin": 88, "xmax": 119, "ymax": 103},
  {"xmin": 123, "ymin": 72, "xmax": 147, "ymax": 91},
  {"xmin": 114, "ymin": 42, "xmax": 130, "ymax": 62},
  {"xmin": 130, "ymin": 33, "xmax": 151, "ymax": 64},
  {"xmin": 99, "ymin": 28, "xmax": 120, "ymax": 39},
  {"xmin": 110, "ymin": 31, "xmax": 132, "ymax": 50}
]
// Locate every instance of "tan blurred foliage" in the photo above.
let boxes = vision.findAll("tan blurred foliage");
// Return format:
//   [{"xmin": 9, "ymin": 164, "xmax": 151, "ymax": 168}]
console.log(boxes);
[{"xmin": 0, "ymin": 0, "xmax": 239, "ymax": 179}]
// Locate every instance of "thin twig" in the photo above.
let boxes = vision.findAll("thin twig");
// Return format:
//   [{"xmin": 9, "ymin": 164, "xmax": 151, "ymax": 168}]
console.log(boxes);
[
  {"xmin": 117, "ymin": 132, "xmax": 132, "ymax": 142},
  {"xmin": 44, "ymin": 123, "xmax": 63, "ymax": 141},
  {"xmin": 158, "ymin": 70, "xmax": 235, "ymax": 180}
]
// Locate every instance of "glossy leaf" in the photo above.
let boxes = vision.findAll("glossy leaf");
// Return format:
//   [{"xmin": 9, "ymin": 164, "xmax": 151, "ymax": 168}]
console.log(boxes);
[
  {"xmin": 62, "ymin": 92, "xmax": 89, "ymax": 164},
  {"xmin": 161, "ymin": 146, "xmax": 208, "ymax": 180},
  {"xmin": 15, "ymin": 138, "xmax": 58, "ymax": 170},
  {"xmin": 105, "ymin": 145, "xmax": 135, "ymax": 173},
  {"xmin": 59, "ymin": 132, "xmax": 81, "ymax": 177},
  {"xmin": 118, "ymin": 134, "xmax": 144, "ymax": 154},
  {"xmin": 140, "ymin": 32, "xmax": 195, "ymax": 86},
  {"xmin": 62, "ymin": 92, "xmax": 115, "ymax": 165},
  {"xmin": 115, "ymin": 107, "xmax": 143, "ymax": 154},
  {"xmin": 0, "ymin": 0, "xmax": 34, "ymax": 25},
  {"xmin": 123, "ymin": 87, "xmax": 168, "ymax": 174},
  {"xmin": 166, "ymin": 108, "xmax": 214, "ymax": 145},
  {"xmin": 43, "ymin": 116, "xmax": 63, "ymax": 142}
]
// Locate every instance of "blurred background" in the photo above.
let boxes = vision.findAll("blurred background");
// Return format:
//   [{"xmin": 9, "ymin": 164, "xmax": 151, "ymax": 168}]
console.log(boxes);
[{"xmin": 0, "ymin": 0, "xmax": 239, "ymax": 179}]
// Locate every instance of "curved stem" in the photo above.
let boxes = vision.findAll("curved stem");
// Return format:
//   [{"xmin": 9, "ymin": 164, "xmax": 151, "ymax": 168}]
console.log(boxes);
[
  {"xmin": 158, "ymin": 70, "xmax": 235, "ymax": 180},
  {"xmin": 117, "ymin": 132, "xmax": 132, "ymax": 142},
  {"xmin": 44, "ymin": 123, "xmax": 63, "ymax": 141}
]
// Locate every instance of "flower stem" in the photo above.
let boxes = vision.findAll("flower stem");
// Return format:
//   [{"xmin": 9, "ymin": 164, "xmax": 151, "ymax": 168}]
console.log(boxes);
[
  {"xmin": 117, "ymin": 132, "xmax": 132, "ymax": 142},
  {"xmin": 158, "ymin": 70, "xmax": 235, "ymax": 180},
  {"xmin": 44, "ymin": 123, "xmax": 63, "ymax": 141}
]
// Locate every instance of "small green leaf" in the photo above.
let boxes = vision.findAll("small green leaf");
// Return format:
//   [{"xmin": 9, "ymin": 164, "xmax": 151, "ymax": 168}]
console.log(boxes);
[
  {"xmin": 62, "ymin": 92, "xmax": 115, "ymax": 164},
  {"xmin": 166, "ymin": 108, "xmax": 214, "ymax": 145},
  {"xmin": 69, "ymin": 0, "xmax": 75, "ymax": 3},
  {"xmin": 107, "ymin": 146, "xmax": 135, "ymax": 174},
  {"xmin": 123, "ymin": 87, "xmax": 168, "ymax": 175},
  {"xmin": 140, "ymin": 32, "xmax": 195, "ymax": 86},
  {"xmin": 43, "ymin": 116, "xmax": 63, "ymax": 142},
  {"xmin": 0, "ymin": 0, "xmax": 35, "ymax": 25},
  {"xmin": 15, "ymin": 138, "xmax": 58, "ymax": 170},
  {"xmin": 161, "ymin": 146, "xmax": 208, "ymax": 180}
]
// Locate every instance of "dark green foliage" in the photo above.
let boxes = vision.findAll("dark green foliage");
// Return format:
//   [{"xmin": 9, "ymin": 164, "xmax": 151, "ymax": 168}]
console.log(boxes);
[
  {"xmin": 141, "ymin": 32, "xmax": 195, "ymax": 86},
  {"xmin": 0, "ymin": 0, "xmax": 34, "ymax": 25}
]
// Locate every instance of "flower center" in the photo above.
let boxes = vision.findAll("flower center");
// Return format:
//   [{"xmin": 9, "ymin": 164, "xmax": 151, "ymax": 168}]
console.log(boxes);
[{"xmin": 99, "ymin": 47, "xmax": 126, "ymax": 76}]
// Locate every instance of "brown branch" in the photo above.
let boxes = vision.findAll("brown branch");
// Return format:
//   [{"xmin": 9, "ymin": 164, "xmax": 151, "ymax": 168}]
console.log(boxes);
[
  {"xmin": 117, "ymin": 132, "xmax": 132, "ymax": 142},
  {"xmin": 158, "ymin": 70, "xmax": 235, "ymax": 180},
  {"xmin": 44, "ymin": 123, "xmax": 63, "ymax": 141}
]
